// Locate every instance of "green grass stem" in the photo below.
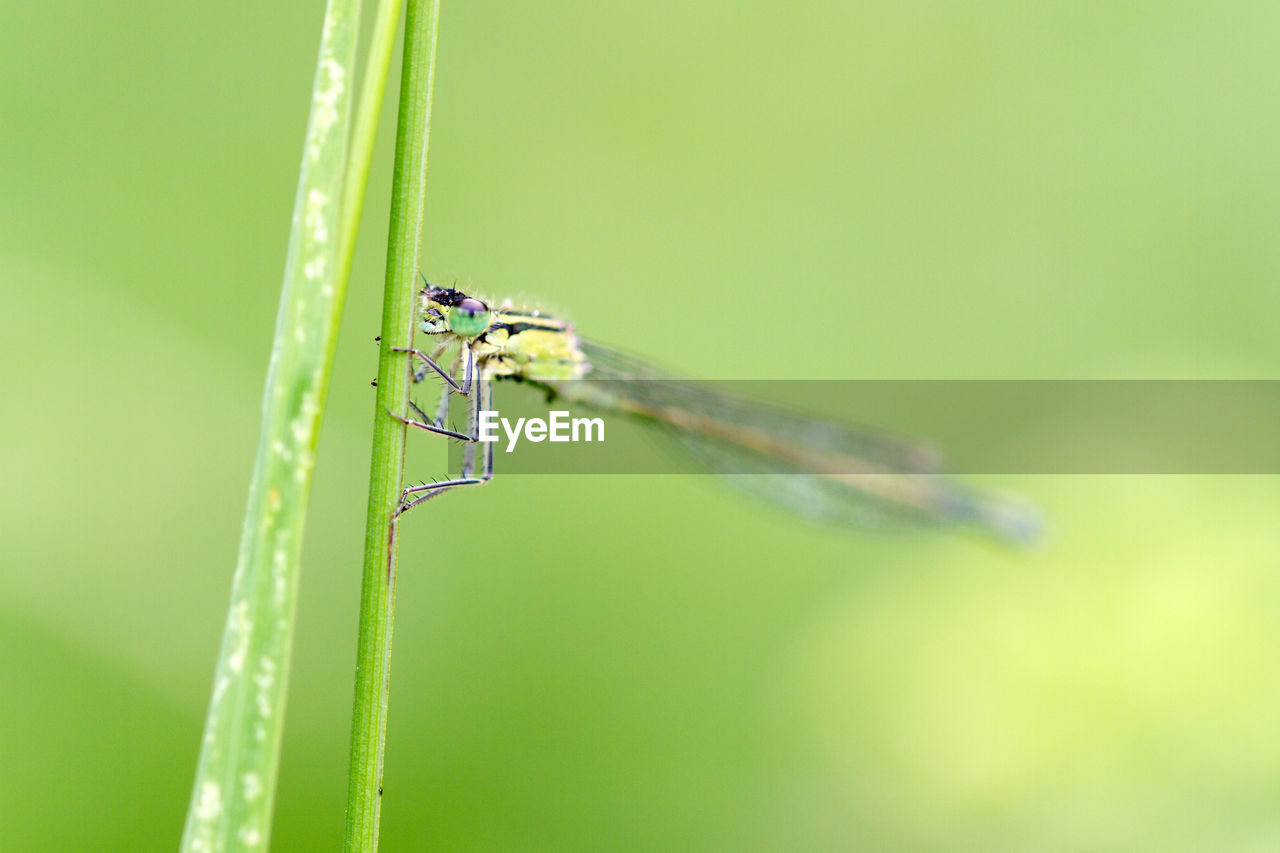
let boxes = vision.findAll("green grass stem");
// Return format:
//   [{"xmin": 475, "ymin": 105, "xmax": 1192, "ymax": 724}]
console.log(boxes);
[
  {"xmin": 343, "ymin": 0, "xmax": 442, "ymax": 849},
  {"xmin": 180, "ymin": 0, "xmax": 405, "ymax": 848}
]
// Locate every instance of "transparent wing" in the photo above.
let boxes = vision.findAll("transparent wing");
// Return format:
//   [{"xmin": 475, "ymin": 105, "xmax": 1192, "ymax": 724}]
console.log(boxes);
[
  {"xmin": 674, "ymin": 435, "xmax": 1042, "ymax": 542},
  {"xmin": 558, "ymin": 340, "xmax": 1041, "ymax": 543},
  {"xmin": 578, "ymin": 341, "xmax": 943, "ymax": 473}
]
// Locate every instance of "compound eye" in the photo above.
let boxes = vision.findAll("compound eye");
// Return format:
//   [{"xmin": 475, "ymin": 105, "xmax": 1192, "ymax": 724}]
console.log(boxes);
[{"xmin": 448, "ymin": 296, "xmax": 492, "ymax": 337}]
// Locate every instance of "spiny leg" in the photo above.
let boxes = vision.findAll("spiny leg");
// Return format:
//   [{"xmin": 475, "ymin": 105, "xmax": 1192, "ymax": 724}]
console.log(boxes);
[
  {"xmin": 395, "ymin": 474, "xmax": 488, "ymax": 516},
  {"xmin": 459, "ymin": 369, "xmax": 477, "ymax": 477},
  {"xmin": 410, "ymin": 340, "xmax": 453, "ymax": 385},
  {"xmin": 393, "ymin": 343, "xmax": 474, "ymax": 395},
  {"xmin": 387, "ymin": 351, "xmax": 473, "ymax": 578},
  {"xmin": 403, "ymin": 366, "xmax": 455, "ymax": 435},
  {"xmin": 389, "ymin": 407, "xmax": 476, "ymax": 442},
  {"xmin": 432, "ymin": 366, "xmax": 454, "ymax": 425},
  {"xmin": 391, "ymin": 354, "xmax": 478, "ymax": 442},
  {"xmin": 430, "ymin": 347, "xmax": 472, "ymax": 426},
  {"xmin": 460, "ymin": 378, "xmax": 495, "ymax": 479},
  {"xmin": 395, "ymin": 379, "xmax": 494, "ymax": 517},
  {"xmin": 399, "ymin": 347, "xmax": 462, "ymax": 434},
  {"xmin": 476, "ymin": 379, "xmax": 495, "ymax": 479}
]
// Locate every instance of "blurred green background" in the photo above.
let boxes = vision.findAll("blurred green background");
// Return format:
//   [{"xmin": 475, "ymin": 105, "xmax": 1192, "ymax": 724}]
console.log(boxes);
[{"xmin": 5, "ymin": 1, "xmax": 1280, "ymax": 850}]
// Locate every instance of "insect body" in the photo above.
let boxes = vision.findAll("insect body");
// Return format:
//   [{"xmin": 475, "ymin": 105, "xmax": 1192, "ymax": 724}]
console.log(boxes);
[
  {"xmin": 425, "ymin": 287, "xmax": 587, "ymax": 382},
  {"xmin": 388, "ymin": 284, "xmax": 590, "ymax": 515},
  {"xmin": 389, "ymin": 281, "xmax": 1040, "ymax": 543}
]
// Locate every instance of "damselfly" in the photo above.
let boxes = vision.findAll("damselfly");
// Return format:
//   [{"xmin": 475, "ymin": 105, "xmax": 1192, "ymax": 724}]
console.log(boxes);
[{"xmin": 388, "ymin": 280, "xmax": 1040, "ymax": 543}]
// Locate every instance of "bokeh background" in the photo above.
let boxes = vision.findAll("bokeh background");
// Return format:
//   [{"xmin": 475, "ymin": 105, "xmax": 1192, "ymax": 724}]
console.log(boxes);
[{"xmin": 5, "ymin": 1, "xmax": 1280, "ymax": 849}]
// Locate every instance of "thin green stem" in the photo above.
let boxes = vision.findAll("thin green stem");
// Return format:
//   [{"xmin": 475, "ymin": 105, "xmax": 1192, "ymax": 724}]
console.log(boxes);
[
  {"xmin": 334, "ymin": 0, "xmax": 406, "ymax": 299},
  {"xmin": 343, "ymin": 0, "xmax": 442, "ymax": 850},
  {"xmin": 180, "ymin": 0, "xmax": 364, "ymax": 849}
]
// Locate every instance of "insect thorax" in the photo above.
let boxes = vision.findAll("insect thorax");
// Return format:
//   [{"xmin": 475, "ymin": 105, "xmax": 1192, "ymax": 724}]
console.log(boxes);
[{"xmin": 474, "ymin": 310, "xmax": 587, "ymax": 381}]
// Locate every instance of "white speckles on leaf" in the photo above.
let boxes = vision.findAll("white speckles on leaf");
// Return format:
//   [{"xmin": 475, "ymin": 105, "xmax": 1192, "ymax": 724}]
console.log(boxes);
[
  {"xmin": 304, "ymin": 188, "xmax": 330, "ymax": 245},
  {"xmin": 211, "ymin": 675, "xmax": 230, "ymax": 706},
  {"xmin": 238, "ymin": 826, "xmax": 262, "ymax": 847},
  {"xmin": 271, "ymin": 548, "xmax": 288, "ymax": 605},
  {"xmin": 242, "ymin": 772, "xmax": 264, "ymax": 802},
  {"xmin": 285, "ymin": 393, "xmax": 321, "ymax": 480},
  {"xmin": 309, "ymin": 57, "xmax": 346, "ymax": 156},
  {"xmin": 304, "ymin": 256, "xmax": 327, "ymax": 280},
  {"xmin": 295, "ymin": 448, "xmax": 315, "ymax": 482},
  {"xmin": 300, "ymin": 390, "xmax": 320, "ymax": 420},
  {"xmin": 226, "ymin": 601, "xmax": 252, "ymax": 674},
  {"xmin": 195, "ymin": 781, "xmax": 223, "ymax": 822},
  {"xmin": 290, "ymin": 416, "xmax": 313, "ymax": 449},
  {"xmin": 253, "ymin": 658, "xmax": 277, "ymax": 724}
]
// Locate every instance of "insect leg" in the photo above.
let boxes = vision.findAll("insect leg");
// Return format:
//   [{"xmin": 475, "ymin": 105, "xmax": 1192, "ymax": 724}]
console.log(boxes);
[
  {"xmin": 388, "ymin": 407, "xmax": 477, "ymax": 442},
  {"xmin": 411, "ymin": 341, "xmax": 453, "ymax": 384},
  {"xmin": 460, "ymin": 375, "xmax": 485, "ymax": 477},
  {"xmin": 394, "ymin": 352, "xmax": 480, "ymax": 441},
  {"xmin": 394, "ymin": 475, "xmax": 488, "ymax": 517},
  {"xmin": 396, "ymin": 380, "xmax": 494, "ymax": 517},
  {"xmin": 393, "ymin": 345, "xmax": 469, "ymax": 394},
  {"xmin": 479, "ymin": 379, "xmax": 495, "ymax": 479},
  {"xmin": 431, "ymin": 371, "xmax": 454, "ymax": 426}
]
